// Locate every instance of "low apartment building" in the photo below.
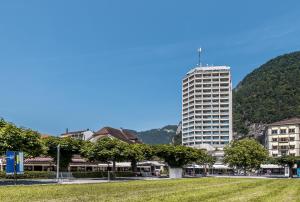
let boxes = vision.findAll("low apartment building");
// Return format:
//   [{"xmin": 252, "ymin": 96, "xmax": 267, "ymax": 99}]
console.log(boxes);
[
  {"xmin": 266, "ymin": 117, "xmax": 300, "ymax": 157},
  {"xmin": 61, "ymin": 129, "xmax": 94, "ymax": 141}
]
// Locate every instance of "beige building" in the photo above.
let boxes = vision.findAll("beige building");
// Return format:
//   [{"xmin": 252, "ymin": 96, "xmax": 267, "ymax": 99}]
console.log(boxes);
[{"xmin": 267, "ymin": 118, "xmax": 300, "ymax": 157}]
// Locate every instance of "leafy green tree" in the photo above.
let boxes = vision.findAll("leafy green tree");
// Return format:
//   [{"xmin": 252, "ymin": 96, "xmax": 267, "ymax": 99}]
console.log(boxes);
[
  {"xmin": 224, "ymin": 138, "xmax": 268, "ymax": 175},
  {"xmin": 124, "ymin": 143, "xmax": 154, "ymax": 172},
  {"xmin": 81, "ymin": 137, "xmax": 128, "ymax": 172},
  {"xmin": 274, "ymin": 155, "xmax": 299, "ymax": 178},
  {"xmin": 153, "ymin": 145, "xmax": 203, "ymax": 168},
  {"xmin": 196, "ymin": 151, "xmax": 216, "ymax": 175},
  {"xmin": 0, "ymin": 118, "xmax": 6, "ymax": 128},
  {"xmin": 42, "ymin": 136, "xmax": 82, "ymax": 171},
  {"xmin": 0, "ymin": 122, "xmax": 43, "ymax": 157}
]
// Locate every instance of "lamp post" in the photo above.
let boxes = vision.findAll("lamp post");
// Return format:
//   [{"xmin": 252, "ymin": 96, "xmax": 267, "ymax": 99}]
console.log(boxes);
[{"xmin": 56, "ymin": 144, "xmax": 60, "ymax": 182}]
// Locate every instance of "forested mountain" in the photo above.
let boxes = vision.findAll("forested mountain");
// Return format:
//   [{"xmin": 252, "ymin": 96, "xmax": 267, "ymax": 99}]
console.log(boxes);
[
  {"xmin": 233, "ymin": 51, "xmax": 300, "ymax": 137},
  {"xmin": 135, "ymin": 125, "xmax": 178, "ymax": 145}
]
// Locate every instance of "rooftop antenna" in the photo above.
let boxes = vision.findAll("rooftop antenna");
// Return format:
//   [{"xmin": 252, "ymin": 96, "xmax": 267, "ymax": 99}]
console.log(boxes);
[{"xmin": 197, "ymin": 48, "xmax": 202, "ymax": 67}]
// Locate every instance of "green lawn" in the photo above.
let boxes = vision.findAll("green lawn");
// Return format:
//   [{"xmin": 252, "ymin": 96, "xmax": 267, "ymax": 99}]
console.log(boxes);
[{"xmin": 0, "ymin": 178, "xmax": 299, "ymax": 202}]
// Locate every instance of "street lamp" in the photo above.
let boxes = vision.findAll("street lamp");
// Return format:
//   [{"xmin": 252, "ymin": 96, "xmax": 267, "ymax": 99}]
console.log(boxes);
[{"xmin": 56, "ymin": 144, "xmax": 60, "ymax": 182}]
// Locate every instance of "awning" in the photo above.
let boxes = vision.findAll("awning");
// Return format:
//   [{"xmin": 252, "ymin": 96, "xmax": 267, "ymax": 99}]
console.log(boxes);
[{"xmin": 260, "ymin": 164, "xmax": 283, "ymax": 169}]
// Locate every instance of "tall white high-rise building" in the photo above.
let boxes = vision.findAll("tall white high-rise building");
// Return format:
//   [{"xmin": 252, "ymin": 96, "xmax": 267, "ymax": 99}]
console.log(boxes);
[{"xmin": 182, "ymin": 66, "xmax": 233, "ymax": 149}]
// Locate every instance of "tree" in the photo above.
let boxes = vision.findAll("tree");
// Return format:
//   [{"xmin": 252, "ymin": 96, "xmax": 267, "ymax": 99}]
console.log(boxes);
[
  {"xmin": 153, "ymin": 145, "xmax": 209, "ymax": 178},
  {"xmin": 0, "ymin": 121, "xmax": 43, "ymax": 157},
  {"xmin": 81, "ymin": 137, "xmax": 128, "ymax": 172},
  {"xmin": 124, "ymin": 143, "xmax": 154, "ymax": 173},
  {"xmin": 42, "ymin": 136, "xmax": 81, "ymax": 171},
  {"xmin": 0, "ymin": 118, "xmax": 6, "ymax": 128},
  {"xmin": 274, "ymin": 155, "xmax": 299, "ymax": 178},
  {"xmin": 196, "ymin": 151, "xmax": 216, "ymax": 176},
  {"xmin": 154, "ymin": 145, "xmax": 208, "ymax": 168},
  {"xmin": 224, "ymin": 138, "xmax": 268, "ymax": 175}
]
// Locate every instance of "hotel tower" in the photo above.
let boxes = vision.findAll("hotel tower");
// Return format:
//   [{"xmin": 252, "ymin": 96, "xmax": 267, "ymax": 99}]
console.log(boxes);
[{"xmin": 182, "ymin": 65, "xmax": 233, "ymax": 149}]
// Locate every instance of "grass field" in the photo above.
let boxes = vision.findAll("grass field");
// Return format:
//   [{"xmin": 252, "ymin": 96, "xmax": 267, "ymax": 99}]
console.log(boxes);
[{"xmin": 0, "ymin": 178, "xmax": 299, "ymax": 202}]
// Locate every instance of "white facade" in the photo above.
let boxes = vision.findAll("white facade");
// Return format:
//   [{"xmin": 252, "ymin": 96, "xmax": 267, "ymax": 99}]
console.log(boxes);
[
  {"xmin": 61, "ymin": 130, "xmax": 94, "ymax": 141},
  {"xmin": 181, "ymin": 66, "xmax": 233, "ymax": 149},
  {"xmin": 266, "ymin": 118, "xmax": 300, "ymax": 157}
]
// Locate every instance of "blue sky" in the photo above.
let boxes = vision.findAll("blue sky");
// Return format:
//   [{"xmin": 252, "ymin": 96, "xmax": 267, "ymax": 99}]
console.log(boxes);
[{"xmin": 1, "ymin": 1, "xmax": 300, "ymax": 135}]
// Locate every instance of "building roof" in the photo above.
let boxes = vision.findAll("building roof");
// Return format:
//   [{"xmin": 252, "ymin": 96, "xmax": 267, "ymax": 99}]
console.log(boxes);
[
  {"xmin": 268, "ymin": 117, "xmax": 300, "ymax": 126},
  {"xmin": 40, "ymin": 134, "xmax": 51, "ymax": 138},
  {"xmin": 187, "ymin": 65, "xmax": 230, "ymax": 75},
  {"xmin": 91, "ymin": 127, "xmax": 141, "ymax": 144}
]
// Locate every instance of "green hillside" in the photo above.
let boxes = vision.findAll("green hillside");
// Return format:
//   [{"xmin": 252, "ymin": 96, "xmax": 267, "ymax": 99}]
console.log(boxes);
[
  {"xmin": 233, "ymin": 51, "xmax": 300, "ymax": 135},
  {"xmin": 136, "ymin": 125, "xmax": 178, "ymax": 145}
]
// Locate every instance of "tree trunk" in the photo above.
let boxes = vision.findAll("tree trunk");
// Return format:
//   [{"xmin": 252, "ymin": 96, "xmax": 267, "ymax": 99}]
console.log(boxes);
[
  {"xmin": 204, "ymin": 164, "xmax": 207, "ymax": 176},
  {"xmin": 289, "ymin": 166, "xmax": 293, "ymax": 178},
  {"xmin": 244, "ymin": 168, "xmax": 247, "ymax": 176},
  {"xmin": 131, "ymin": 159, "xmax": 137, "ymax": 173},
  {"xmin": 112, "ymin": 160, "xmax": 116, "ymax": 172}
]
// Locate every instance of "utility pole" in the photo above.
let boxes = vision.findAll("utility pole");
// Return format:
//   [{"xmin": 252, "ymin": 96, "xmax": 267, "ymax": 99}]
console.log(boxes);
[{"xmin": 56, "ymin": 144, "xmax": 60, "ymax": 182}]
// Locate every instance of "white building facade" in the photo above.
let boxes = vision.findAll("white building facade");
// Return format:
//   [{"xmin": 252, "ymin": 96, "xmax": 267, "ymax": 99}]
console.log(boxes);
[
  {"xmin": 266, "ymin": 118, "xmax": 300, "ymax": 157},
  {"xmin": 182, "ymin": 66, "xmax": 233, "ymax": 149}
]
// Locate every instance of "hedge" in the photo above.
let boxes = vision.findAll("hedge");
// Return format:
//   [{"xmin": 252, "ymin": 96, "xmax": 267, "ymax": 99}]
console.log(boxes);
[
  {"xmin": 0, "ymin": 171, "xmax": 55, "ymax": 179},
  {"xmin": 0, "ymin": 171, "xmax": 135, "ymax": 179},
  {"xmin": 72, "ymin": 171, "xmax": 135, "ymax": 178}
]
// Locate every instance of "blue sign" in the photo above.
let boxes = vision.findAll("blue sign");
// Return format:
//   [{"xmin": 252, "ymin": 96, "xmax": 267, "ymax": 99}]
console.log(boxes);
[
  {"xmin": 6, "ymin": 151, "xmax": 15, "ymax": 175},
  {"xmin": 297, "ymin": 168, "xmax": 300, "ymax": 177},
  {"xmin": 6, "ymin": 151, "xmax": 24, "ymax": 175}
]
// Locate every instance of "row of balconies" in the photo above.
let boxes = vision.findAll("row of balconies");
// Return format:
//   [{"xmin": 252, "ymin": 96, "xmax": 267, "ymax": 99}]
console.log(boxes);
[
  {"xmin": 183, "ymin": 98, "xmax": 230, "ymax": 104},
  {"xmin": 183, "ymin": 97, "xmax": 231, "ymax": 102},
  {"xmin": 183, "ymin": 86, "xmax": 230, "ymax": 92},
  {"xmin": 182, "ymin": 119, "xmax": 230, "ymax": 123},
  {"xmin": 182, "ymin": 105, "xmax": 230, "ymax": 110},
  {"xmin": 183, "ymin": 138, "xmax": 230, "ymax": 142},
  {"xmin": 270, "ymin": 137, "xmax": 296, "ymax": 142},
  {"xmin": 183, "ymin": 76, "xmax": 230, "ymax": 83},
  {"xmin": 182, "ymin": 118, "xmax": 230, "ymax": 122},
  {"xmin": 183, "ymin": 95, "xmax": 230, "ymax": 100},
  {"xmin": 183, "ymin": 109, "xmax": 230, "ymax": 113},
  {"xmin": 183, "ymin": 73, "xmax": 229, "ymax": 80},
  {"xmin": 185, "ymin": 84, "xmax": 230, "ymax": 89},
  {"xmin": 182, "ymin": 129, "xmax": 230, "ymax": 134},
  {"xmin": 186, "ymin": 91, "xmax": 231, "ymax": 97},
  {"xmin": 183, "ymin": 80, "xmax": 230, "ymax": 86},
  {"xmin": 182, "ymin": 113, "xmax": 230, "ymax": 118},
  {"xmin": 183, "ymin": 74, "xmax": 230, "ymax": 82}
]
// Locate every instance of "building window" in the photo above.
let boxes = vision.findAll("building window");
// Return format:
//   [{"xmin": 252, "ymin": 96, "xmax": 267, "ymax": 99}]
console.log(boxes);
[
  {"xmin": 290, "ymin": 137, "xmax": 295, "ymax": 141},
  {"xmin": 272, "ymin": 146, "xmax": 278, "ymax": 150},
  {"xmin": 289, "ymin": 128, "xmax": 295, "ymax": 133},
  {"xmin": 280, "ymin": 129, "xmax": 287, "ymax": 134},
  {"xmin": 272, "ymin": 138, "xmax": 277, "ymax": 142},
  {"xmin": 290, "ymin": 145, "xmax": 295, "ymax": 149},
  {"xmin": 272, "ymin": 154, "xmax": 278, "ymax": 157},
  {"xmin": 271, "ymin": 130, "xmax": 278, "ymax": 134}
]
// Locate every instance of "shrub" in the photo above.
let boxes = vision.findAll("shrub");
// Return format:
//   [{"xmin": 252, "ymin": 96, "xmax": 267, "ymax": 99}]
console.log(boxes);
[
  {"xmin": 72, "ymin": 171, "xmax": 135, "ymax": 178},
  {"xmin": 0, "ymin": 171, "xmax": 55, "ymax": 179}
]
